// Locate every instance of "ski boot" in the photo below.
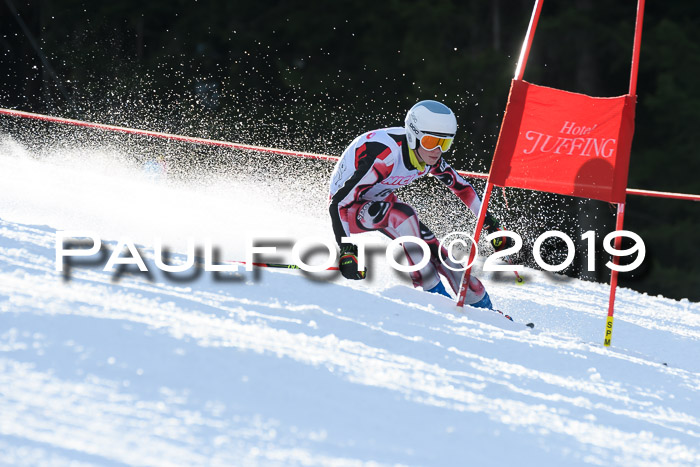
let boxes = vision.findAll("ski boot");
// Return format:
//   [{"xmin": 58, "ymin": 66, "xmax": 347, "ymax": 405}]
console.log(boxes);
[
  {"xmin": 426, "ymin": 281, "xmax": 451, "ymax": 298},
  {"xmin": 471, "ymin": 292, "xmax": 514, "ymax": 321}
]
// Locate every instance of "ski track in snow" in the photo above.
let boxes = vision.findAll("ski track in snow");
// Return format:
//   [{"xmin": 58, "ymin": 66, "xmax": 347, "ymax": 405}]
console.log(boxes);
[{"xmin": 0, "ymin": 138, "xmax": 699, "ymax": 466}]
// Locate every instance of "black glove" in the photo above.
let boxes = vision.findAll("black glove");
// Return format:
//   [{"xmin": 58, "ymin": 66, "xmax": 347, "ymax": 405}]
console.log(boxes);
[
  {"xmin": 483, "ymin": 212, "xmax": 501, "ymax": 234},
  {"xmin": 339, "ymin": 244, "xmax": 366, "ymax": 280},
  {"xmin": 483, "ymin": 212, "xmax": 515, "ymax": 253}
]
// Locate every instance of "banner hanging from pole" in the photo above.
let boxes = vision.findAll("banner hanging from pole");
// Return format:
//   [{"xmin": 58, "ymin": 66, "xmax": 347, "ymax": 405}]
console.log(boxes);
[
  {"xmin": 489, "ymin": 80, "xmax": 636, "ymax": 204},
  {"xmin": 457, "ymin": 0, "xmax": 647, "ymax": 350}
]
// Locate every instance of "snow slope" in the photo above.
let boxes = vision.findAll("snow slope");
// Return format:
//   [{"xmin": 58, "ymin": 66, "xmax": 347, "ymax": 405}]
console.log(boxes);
[{"xmin": 0, "ymin": 136, "xmax": 699, "ymax": 466}]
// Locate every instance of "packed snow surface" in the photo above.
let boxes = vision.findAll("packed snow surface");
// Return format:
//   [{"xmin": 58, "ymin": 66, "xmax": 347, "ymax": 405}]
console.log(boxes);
[{"xmin": 0, "ymin": 138, "xmax": 699, "ymax": 466}]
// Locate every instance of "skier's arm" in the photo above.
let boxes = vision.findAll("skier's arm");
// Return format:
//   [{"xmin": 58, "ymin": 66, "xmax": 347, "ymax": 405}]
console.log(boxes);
[
  {"xmin": 431, "ymin": 158, "xmax": 514, "ymax": 252},
  {"xmin": 429, "ymin": 158, "xmax": 482, "ymax": 216},
  {"xmin": 329, "ymin": 142, "xmax": 392, "ymax": 246}
]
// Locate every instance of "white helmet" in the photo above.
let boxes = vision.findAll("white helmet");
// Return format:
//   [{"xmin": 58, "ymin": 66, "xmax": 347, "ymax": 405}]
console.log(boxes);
[{"xmin": 405, "ymin": 100, "xmax": 458, "ymax": 150}]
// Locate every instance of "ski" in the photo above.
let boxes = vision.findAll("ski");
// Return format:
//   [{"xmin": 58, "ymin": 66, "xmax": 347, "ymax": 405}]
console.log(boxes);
[{"xmin": 493, "ymin": 309, "xmax": 534, "ymax": 329}]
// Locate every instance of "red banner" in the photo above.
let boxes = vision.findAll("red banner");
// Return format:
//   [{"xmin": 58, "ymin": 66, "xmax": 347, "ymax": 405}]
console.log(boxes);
[{"xmin": 489, "ymin": 80, "xmax": 636, "ymax": 203}]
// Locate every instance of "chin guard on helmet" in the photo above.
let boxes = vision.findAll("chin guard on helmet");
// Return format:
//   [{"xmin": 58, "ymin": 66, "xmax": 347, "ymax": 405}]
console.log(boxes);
[{"xmin": 405, "ymin": 100, "xmax": 458, "ymax": 150}]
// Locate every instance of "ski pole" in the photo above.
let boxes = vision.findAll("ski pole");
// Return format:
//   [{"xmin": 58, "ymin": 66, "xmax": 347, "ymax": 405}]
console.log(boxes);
[
  {"xmin": 513, "ymin": 269, "xmax": 525, "ymax": 284},
  {"xmin": 228, "ymin": 260, "xmax": 339, "ymax": 271},
  {"xmin": 504, "ymin": 256, "xmax": 525, "ymax": 284}
]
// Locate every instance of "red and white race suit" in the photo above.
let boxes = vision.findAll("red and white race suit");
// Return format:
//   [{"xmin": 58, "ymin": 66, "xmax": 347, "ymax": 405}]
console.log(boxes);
[{"xmin": 329, "ymin": 127, "xmax": 487, "ymax": 304}]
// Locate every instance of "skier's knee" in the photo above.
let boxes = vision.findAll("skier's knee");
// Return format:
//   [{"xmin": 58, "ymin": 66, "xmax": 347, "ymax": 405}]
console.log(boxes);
[{"xmin": 387, "ymin": 202, "xmax": 420, "ymax": 231}]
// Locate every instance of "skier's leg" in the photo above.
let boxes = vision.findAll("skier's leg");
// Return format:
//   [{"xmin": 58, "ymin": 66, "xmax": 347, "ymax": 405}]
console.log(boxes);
[
  {"xmin": 418, "ymin": 221, "xmax": 490, "ymax": 307},
  {"xmin": 345, "ymin": 199, "xmax": 442, "ymax": 291},
  {"xmin": 344, "ymin": 199, "xmax": 491, "ymax": 305}
]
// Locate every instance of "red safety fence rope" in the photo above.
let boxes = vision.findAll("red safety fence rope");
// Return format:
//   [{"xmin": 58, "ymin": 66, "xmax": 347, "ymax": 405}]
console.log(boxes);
[
  {"xmin": 0, "ymin": 108, "xmax": 338, "ymax": 163},
  {"xmin": 1, "ymin": 107, "xmax": 697, "ymax": 202}
]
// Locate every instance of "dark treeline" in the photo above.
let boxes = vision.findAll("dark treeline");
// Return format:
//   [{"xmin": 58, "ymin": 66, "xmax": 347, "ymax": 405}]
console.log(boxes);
[{"xmin": 1, "ymin": 0, "xmax": 698, "ymax": 300}]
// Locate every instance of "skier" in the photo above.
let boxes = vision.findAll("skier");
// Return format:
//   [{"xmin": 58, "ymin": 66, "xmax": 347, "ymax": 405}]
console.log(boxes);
[
  {"xmin": 142, "ymin": 154, "xmax": 168, "ymax": 181},
  {"xmin": 328, "ymin": 100, "xmax": 513, "ymax": 309}
]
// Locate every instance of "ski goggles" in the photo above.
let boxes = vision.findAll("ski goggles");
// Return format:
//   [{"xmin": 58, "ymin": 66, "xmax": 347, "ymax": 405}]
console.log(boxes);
[{"xmin": 419, "ymin": 133, "xmax": 454, "ymax": 152}]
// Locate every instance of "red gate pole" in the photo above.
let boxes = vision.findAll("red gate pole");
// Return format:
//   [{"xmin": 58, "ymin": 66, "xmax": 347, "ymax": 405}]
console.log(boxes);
[
  {"xmin": 604, "ymin": 0, "xmax": 645, "ymax": 347},
  {"xmin": 628, "ymin": 0, "xmax": 645, "ymax": 97},
  {"xmin": 515, "ymin": 0, "xmax": 544, "ymax": 81},
  {"xmin": 604, "ymin": 202, "xmax": 626, "ymax": 346},
  {"xmin": 456, "ymin": 0, "xmax": 544, "ymax": 310},
  {"xmin": 455, "ymin": 183, "xmax": 495, "ymax": 308}
]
